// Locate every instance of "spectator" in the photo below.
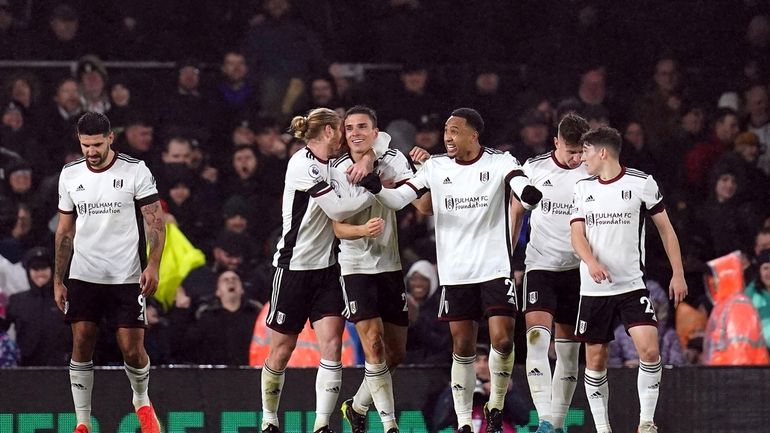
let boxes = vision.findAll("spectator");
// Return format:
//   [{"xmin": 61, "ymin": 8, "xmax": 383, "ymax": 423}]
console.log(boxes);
[
  {"xmin": 158, "ymin": 59, "xmax": 212, "ymax": 143},
  {"xmin": 171, "ymin": 270, "xmax": 262, "ymax": 365},
  {"xmin": 380, "ymin": 63, "xmax": 441, "ymax": 127},
  {"xmin": 0, "ymin": 0, "xmax": 30, "ymax": 59},
  {"xmin": 4, "ymin": 247, "xmax": 71, "ymax": 366},
  {"xmin": 412, "ymin": 114, "xmax": 445, "ymax": 155},
  {"xmin": 159, "ymin": 164, "xmax": 217, "ymax": 250},
  {"xmin": 0, "ymin": 100, "xmax": 41, "ymax": 168},
  {"xmin": 746, "ymin": 228, "xmax": 770, "ymax": 283},
  {"xmin": 211, "ymin": 50, "xmax": 259, "ymax": 143},
  {"xmin": 31, "ymin": 4, "xmax": 90, "ymax": 60},
  {"xmin": 714, "ymin": 131, "xmax": 770, "ymax": 208},
  {"xmin": 675, "ymin": 296, "xmax": 709, "ymax": 364},
  {"xmin": 76, "ymin": 54, "xmax": 110, "ymax": 114},
  {"xmin": 104, "ymin": 75, "xmax": 136, "ymax": 132},
  {"xmin": 2, "ymin": 71, "xmax": 42, "ymax": 115},
  {"xmin": 744, "ymin": 84, "xmax": 770, "ymax": 175},
  {"xmin": 403, "ymin": 260, "xmax": 450, "ymax": 365},
  {"xmin": 696, "ymin": 168, "xmax": 756, "ymax": 257},
  {"xmin": 37, "ymin": 77, "xmax": 82, "ymax": 176},
  {"xmin": 114, "ymin": 114, "xmax": 157, "ymax": 166},
  {"xmin": 178, "ymin": 230, "xmax": 255, "ymax": 307},
  {"xmin": 634, "ymin": 56, "xmax": 683, "ymax": 153},
  {"xmin": 508, "ymin": 109, "xmax": 550, "ymax": 162},
  {"xmin": 684, "ymin": 108, "xmax": 741, "ymax": 197},
  {"xmin": 457, "ymin": 65, "xmax": 508, "ymax": 144},
  {"xmin": 609, "ymin": 281, "xmax": 686, "ymax": 366},
  {"xmin": 745, "ymin": 249, "xmax": 770, "ymax": 349},
  {"xmin": 241, "ymin": 0, "xmax": 325, "ymax": 122},
  {"xmin": 620, "ymin": 121, "xmax": 656, "ymax": 177}
]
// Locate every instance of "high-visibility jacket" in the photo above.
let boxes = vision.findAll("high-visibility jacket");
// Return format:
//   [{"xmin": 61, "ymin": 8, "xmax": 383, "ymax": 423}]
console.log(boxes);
[
  {"xmin": 703, "ymin": 251, "xmax": 769, "ymax": 365},
  {"xmin": 151, "ymin": 222, "xmax": 206, "ymax": 310},
  {"xmin": 249, "ymin": 303, "xmax": 360, "ymax": 367}
]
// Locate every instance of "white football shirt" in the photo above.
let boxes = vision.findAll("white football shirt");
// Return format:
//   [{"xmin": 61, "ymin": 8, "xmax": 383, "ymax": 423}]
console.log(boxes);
[
  {"xmin": 332, "ymin": 148, "xmax": 415, "ymax": 275},
  {"xmin": 570, "ymin": 167, "xmax": 665, "ymax": 296},
  {"xmin": 401, "ymin": 148, "xmax": 523, "ymax": 285},
  {"xmin": 273, "ymin": 147, "xmax": 374, "ymax": 271},
  {"xmin": 58, "ymin": 153, "xmax": 159, "ymax": 285},
  {"xmin": 522, "ymin": 152, "xmax": 589, "ymax": 271}
]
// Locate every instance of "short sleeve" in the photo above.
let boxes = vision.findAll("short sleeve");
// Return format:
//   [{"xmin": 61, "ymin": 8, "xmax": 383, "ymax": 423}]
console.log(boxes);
[
  {"xmin": 134, "ymin": 161, "xmax": 160, "ymax": 206},
  {"xmin": 521, "ymin": 159, "xmax": 532, "ymax": 178},
  {"xmin": 383, "ymin": 150, "xmax": 415, "ymax": 186},
  {"xmin": 570, "ymin": 183, "xmax": 585, "ymax": 223},
  {"xmin": 500, "ymin": 151, "xmax": 525, "ymax": 183},
  {"xmin": 287, "ymin": 155, "xmax": 328, "ymax": 193},
  {"xmin": 642, "ymin": 175, "xmax": 665, "ymax": 215},
  {"xmin": 58, "ymin": 173, "xmax": 74, "ymax": 213}
]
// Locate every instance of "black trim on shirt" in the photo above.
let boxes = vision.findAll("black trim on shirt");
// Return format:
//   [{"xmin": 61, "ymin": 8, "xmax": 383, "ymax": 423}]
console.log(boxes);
[
  {"xmin": 649, "ymin": 201, "xmax": 665, "ymax": 215},
  {"xmin": 277, "ymin": 191, "xmax": 312, "ymax": 267},
  {"xmin": 136, "ymin": 193, "xmax": 160, "ymax": 208},
  {"xmin": 308, "ymin": 181, "xmax": 331, "ymax": 197}
]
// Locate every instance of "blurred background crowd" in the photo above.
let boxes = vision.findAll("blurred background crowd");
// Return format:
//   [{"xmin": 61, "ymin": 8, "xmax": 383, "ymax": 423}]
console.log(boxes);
[{"xmin": 1, "ymin": 0, "xmax": 770, "ymax": 372}]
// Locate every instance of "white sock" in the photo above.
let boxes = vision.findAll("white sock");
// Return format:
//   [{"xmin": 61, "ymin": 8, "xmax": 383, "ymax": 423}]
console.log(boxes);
[
  {"xmin": 451, "ymin": 353, "xmax": 476, "ymax": 429},
  {"xmin": 261, "ymin": 363, "xmax": 285, "ymax": 429},
  {"xmin": 69, "ymin": 359, "xmax": 94, "ymax": 429},
  {"xmin": 365, "ymin": 361, "xmax": 397, "ymax": 430},
  {"xmin": 551, "ymin": 340, "xmax": 580, "ymax": 429},
  {"xmin": 488, "ymin": 346, "xmax": 514, "ymax": 411},
  {"xmin": 314, "ymin": 359, "xmax": 342, "ymax": 431},
  {"xmin": 352, "ymin": 379, "xmax": 372, "ymax": 414},
  {"xmin": 124, "ymin": 360, "xmax": 151, "ymax": 410},
  {"xmin": 525, "ymin": 326, "xmax": 552, "ymax": 421},
  {"xmin": 584, "ymin": 368, "xmax": 610, "ymax": 432},
  {"xmin": 638, "ymin": 357, "xmax": 662, "ymax": 423}
]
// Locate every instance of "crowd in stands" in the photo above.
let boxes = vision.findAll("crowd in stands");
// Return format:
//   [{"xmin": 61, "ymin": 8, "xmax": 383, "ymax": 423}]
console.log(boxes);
[{"xmin": 2, "ymin": 0, "xmax": 770, "ymax": 367}]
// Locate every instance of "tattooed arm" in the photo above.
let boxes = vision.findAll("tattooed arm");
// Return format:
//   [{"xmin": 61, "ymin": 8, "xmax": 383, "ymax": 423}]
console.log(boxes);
[
  {"xmin": 140, "ymin": 200, "xmax": 166, "ymax": 297},
  {"xmin": 54, "ymin": 212, "xmax": 76, "ymax": 312}
]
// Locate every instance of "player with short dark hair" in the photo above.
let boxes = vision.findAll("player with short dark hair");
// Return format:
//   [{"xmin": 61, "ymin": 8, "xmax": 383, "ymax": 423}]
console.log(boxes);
[
  {"xmin": 513, "ymin": 113, "xmax": 590, "ymax": 433},
  {"xmin": 333, "ymin": 105, "xmax": 431, "ymax": 433},
  {"xmin": 570, "ymin": 126, "xmax": 687, "ymax": 433},
  {"xmin": 359, "ymin": 107, "xmax": 542, "ymax": 433},
  {"xmin": 55, "ymin": 111, "xmax": 166, "ymax": 433}
]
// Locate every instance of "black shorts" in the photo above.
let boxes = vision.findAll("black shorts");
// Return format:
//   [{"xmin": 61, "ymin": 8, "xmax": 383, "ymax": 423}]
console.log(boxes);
[
  {"xmin": 266, "ymin": 266, "xmax": 344, "ymax": 334},
  {"xmin": 437, "ymin": 277, "xmax": 517, "ymax": 322},
  {"xmin": 341, "ymin": 271, "xmax": 408, "ymax": 326},
  {"xmin": 522, "ymin": 269, "xmax": 581, "ymax": 325},
  {"xmin": 64, "ymin": 279, "xmax": 147, "ymax": 328},
  {"xmin": 574, "ymin": 289, "xmax": 658, "ymax": 344}
]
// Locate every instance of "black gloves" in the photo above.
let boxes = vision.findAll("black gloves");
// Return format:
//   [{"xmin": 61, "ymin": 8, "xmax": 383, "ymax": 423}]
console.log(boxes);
[
  {"xmin": 358, "ymin": 172, "xmax": 382, "ymax": 193},
  {"xmin": 520, "ymin": 185, "xmax": 543, "ymax": 208}
]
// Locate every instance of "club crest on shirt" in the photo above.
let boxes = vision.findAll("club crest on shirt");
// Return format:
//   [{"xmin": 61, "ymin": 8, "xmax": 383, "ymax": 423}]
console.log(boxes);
[
  {"xmin": 621, "ymin": 190, "xmax": 632, "ymax": 200},
  {"xmin": 585, "ymin": 212, "xmax": 595, "ymax": 227},
  {"xmin": 540, "ymin": 198, "xmax": 552, "ymax": 214},
  {"xmin": 77, "ymin": 202, "xmax": 87, "ymax": 215},
  {"xmin": 479, "ymin": 171, "xmax": 489, "ymax": 183},
  {"xmin": 529, "ymin": 291, "xmax": 538, "ymax": 304},
  {"xmin": 579, "ymin": 320, "xmax": 587, "ymax": 334},
  {"xmin": 444, "ymin": 195, "xmax": 455, "ymax": 211},
  {"xmin": 308, "ymin": 164, "xmax": 321, "ymax": 179},
  {"xmin": 113, "ymin": 178, "xmax": 123, "ymax": 189}
]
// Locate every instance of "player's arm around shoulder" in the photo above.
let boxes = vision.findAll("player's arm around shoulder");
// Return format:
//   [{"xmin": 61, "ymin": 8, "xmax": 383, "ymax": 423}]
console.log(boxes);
[{"xmin": 332, "ymin": 218, "xmax": 385, "ymax": 240}]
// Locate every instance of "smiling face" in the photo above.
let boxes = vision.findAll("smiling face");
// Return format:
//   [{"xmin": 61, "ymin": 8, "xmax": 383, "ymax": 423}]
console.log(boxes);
[
  {"xmin": 79, "ymin": 132, "xmax": 114, "ymax": 169},
  {"xmin": 444, "ymin": 116, "xmax": 478, "ymax": 160},
  {"xmin": 344, "ymin": 113, "xmax": 378, "ymax": 155}
]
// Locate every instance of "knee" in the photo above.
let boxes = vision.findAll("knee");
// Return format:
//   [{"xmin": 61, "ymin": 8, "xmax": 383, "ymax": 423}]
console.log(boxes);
[
  {"xmin": 268, "ymin": 340, "xmax": 297, "ymax": 369},
  {"xmin": 363, "ymin": 329, "xmax": 386, "ymax": 358},
  {"xmin": 319, "ymin": 336, "xmax": 343, "ymax": 361},
  {"xmin": 491, "ymin": 338, "xmax": 514, "ymax": 355},
  {"xmin": 638, "ymin": 346, "xmax": 660, "ymax": 364},
  {"xmin": 122, "ymin": 346, "xmax": 146, "ymax": 366},
  {"xmin": 452, "ymin": 335, "xmax": 476, "ymax": 356}
]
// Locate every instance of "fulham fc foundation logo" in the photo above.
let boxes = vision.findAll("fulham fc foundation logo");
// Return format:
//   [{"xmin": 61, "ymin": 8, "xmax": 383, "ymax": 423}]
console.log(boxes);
[
  {"xmin": 113, "ymin": 178, "xmax": 124, "ymax": 189},
  {"xmin": 479, "ymin": 171, "xmax": 489, "ymax": 183}
]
